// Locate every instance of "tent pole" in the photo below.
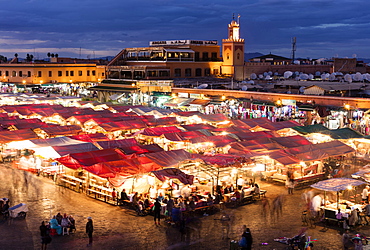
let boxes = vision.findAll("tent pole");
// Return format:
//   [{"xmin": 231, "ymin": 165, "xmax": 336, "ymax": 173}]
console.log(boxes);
[
  {"xmin": 337, "ymin": 191, "xmax": 339, "ymax": 210},
  {"xmin": 216, "ymin": 167, "xmax": 220, "ymax": 194},
  {"xmin": 131, "ymin": 176, "xmax": 136, "ymax": 193},
  {"xmin": 324, "ymin": 191, "xmax": 326, "ymax": 207}
]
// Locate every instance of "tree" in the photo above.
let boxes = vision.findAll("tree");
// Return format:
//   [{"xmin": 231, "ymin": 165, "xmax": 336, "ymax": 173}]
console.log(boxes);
[
  {"xmin": 55, "ymin": 54, "xmax": 58, "ymax": 58},
  {"xmin": 47, "ymin": 52, "xmax": 51, "ymax": 58},
  {"xmin": 51, "ymin": 53, "xmax": 55, "ymax": 58},
  {"xmin": 14, "ymin": 53, "xmax": 18, "ymax": 58}
]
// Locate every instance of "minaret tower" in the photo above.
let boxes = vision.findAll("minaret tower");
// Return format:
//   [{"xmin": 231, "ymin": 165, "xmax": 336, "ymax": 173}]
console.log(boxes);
[{"xmin": 222, "ymin": 14, "xmax": 245, "ymax": 80}]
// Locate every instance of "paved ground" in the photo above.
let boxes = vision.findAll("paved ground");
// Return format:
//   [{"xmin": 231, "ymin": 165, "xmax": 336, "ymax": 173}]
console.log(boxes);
[{"xmin": 1, "ymin": 163, "xmax": 370, "ymax": 250}]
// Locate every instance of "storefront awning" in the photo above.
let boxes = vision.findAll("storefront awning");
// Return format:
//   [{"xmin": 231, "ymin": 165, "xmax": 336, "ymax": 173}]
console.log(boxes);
[{"xmin": 311, "ymin": 178, "xmax": 366, "ymax": 192}]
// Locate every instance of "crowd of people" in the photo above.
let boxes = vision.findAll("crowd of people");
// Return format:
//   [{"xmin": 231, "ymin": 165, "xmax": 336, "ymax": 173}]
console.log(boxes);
[{"xmin": 48, "ymin": 212, "xmax": 76, "ymax": 235}]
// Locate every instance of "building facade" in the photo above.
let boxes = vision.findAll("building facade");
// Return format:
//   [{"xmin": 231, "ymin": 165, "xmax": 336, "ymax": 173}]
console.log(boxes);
[{"xmin": 0, "ymin": 63, "xmax": 106, "ymax": 84}]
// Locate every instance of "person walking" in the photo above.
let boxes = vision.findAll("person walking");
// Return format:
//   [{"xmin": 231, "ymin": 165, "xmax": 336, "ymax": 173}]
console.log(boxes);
[
  {"xmin": 86, "ymin": 217, "xmax": 94, "ymax": 246},
  {"xmin": 154, "ymin": 198, "xmax": 161, "ymax": 225},
  {"xmin": 40, "ymin": 221, "xmax": 51, "ymax": 250},
  {"xmin": 342, "ymin": 229, "xmax": 352, "ymax": 250}
]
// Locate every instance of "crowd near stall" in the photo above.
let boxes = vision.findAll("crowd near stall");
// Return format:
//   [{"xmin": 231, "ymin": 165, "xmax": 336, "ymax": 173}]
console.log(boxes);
[{"xmin": 2, "ymin": 93, "xmax": 370, "ymax": 226}]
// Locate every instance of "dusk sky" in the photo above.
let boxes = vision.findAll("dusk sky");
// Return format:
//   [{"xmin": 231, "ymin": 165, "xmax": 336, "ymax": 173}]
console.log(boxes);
[{"xmin": 1, "ymin": 0, "xmax": 369, "ymax": 60}]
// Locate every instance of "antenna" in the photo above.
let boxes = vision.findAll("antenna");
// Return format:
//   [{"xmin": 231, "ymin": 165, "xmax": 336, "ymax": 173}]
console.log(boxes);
[
  {"xmin": 79, "ymin": 47, "xmax": 82, "ymax": 59},
  {"xmin": 237, "ymin": 14, "xmax": 240, "ymax": 24},
  {"xmin": 291, "ymin": 37, "xmax": 296, "ymax": 64}
]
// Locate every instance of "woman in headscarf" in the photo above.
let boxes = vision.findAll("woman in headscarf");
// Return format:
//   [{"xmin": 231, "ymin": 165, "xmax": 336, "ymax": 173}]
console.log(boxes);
[{"xmin": 49, "ymin": 216, "xmax": 62, "ymax": 235}]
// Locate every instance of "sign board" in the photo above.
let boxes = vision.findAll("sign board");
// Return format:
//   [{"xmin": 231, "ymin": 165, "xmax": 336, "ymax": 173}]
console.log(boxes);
[{"xmin": 282, "ymin": 99, "xmax": 296, "ymax": 106}]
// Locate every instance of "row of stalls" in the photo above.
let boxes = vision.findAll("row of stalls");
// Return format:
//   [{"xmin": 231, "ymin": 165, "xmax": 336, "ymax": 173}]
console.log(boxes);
[{"xmin": 0, "ymin": 99, "xmax": 369, "ymax": 206}]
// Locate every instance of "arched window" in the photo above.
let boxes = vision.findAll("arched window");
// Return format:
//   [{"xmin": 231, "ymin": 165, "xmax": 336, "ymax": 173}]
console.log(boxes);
[
  {"xmin": 237, "ymin": 53, "xmax": 240, "ymax": 60},
  {"xmin": 227, "ymin": 53, "xmax": 230, "ymax": 60}
]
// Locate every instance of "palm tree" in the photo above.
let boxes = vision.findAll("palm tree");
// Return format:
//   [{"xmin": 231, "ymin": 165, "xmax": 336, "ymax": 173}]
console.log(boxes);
[
  {"xmin": 14, "ymin": 53, "xmax": 18, "ymax": 58},
  {"xmin": 47, "ymin": 52, "xmax": 51, "ymax": 58}
]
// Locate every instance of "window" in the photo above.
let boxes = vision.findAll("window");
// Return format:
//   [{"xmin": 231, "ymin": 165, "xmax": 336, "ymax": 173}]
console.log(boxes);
[
  {"xmin": 195, "ymin": 68, "xmax": 202, "ymax": 77},
  {"xmin": 5, "ymin": 71, "xmax": 9, "ymax": 76},
  {"xmin": 237, "ymin": 53, "xmax": 240, "ymax": 60},
  {"xmin": 204, "ymin": 68, "xmax": 210, "ymax": 76},
  {"xmin": 70, "ymin": 71, "xmax": 74, "ymax": 76},
  {"xmin": 87, "ymin": 70, "xmax": 90, "ymax": 76},
  {"xmin": 202, "ymin": 52, "xmax": 209, "ymax": 61},
  {"xmin": 66, "ymin": 71, "xmax": 69, "ymax": 77},
  {"xmin": 92, "ymin": 70, "xmax": 96, "ymax": 76},
  {"xmin": 19, "ymin": 71, "xmax": 22, "ymax": 77},
  {"xmin": 102, "ymin": 72, "xmax": 104, "ymax": 76},
  {"xmin": 185, "ymin": 68, "xmax": 192, "ymax": 77},
  {"xmin": 12, "ymin": 71, "xmax": 16, "ymax": 77},
  {"xmin": 195, "ymin": 52, "xmax": 200, "ymax": 61},
  {"xmin": 78, "ymin": 70, "xmax": 82, "ymax": 76},
  {"xmin": 48, "ymin": 71, "xmax": 52, "ymax": 77},
  {"xmin": 38, "ymin": 71, "xmax": 42, "ymax": 77},
  {"xmin": 227, "ymin": 53, "xmax": 230, "ymax": 60},
  {"xmin": 211, "ymin": 52, "xmax": 217, "ymax": 60},
  {"xmin": 58, "ymin": 71, "xmax": 62, "ymax": 77},
  {"xmin": 174, "ymin": 68, "xmax": 181, "ymax": 77},
  {"xmin": 0, "ymin": 71, "xmax": 2, "ymax": 76},
  {"xmin": 27, "ymin": 71, "xmax": 31, "ymax": 77},
  {"xmin": 159, "ymin": 71, "xmax": 169, "ymax": 77}
]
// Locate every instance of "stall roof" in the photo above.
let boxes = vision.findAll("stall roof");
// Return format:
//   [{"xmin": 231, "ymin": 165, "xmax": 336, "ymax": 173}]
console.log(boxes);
[
  {"xmin": 197, "ymin": 113, "xmax": 229, "ymax": 122},
  {"xmin": 0, "ymin": 129, "xmax": 39, "ymax": 143},
  {"xmin": 141, "ymin": 126, "xmax": 182, "ymax": 136},
  {"xmin": 268, "ymin": 150, "xmax": 301, "ymax": 166},
  {"xmin": 163, "ymin": 130, "xmax": 207, "ymax": 142},
  {"xmin": 233, "ymin": 131, "xmax": 274, "ymax": 141},
  {"xmin": 95, "ymin": 138, "xmax": 138, "ymax": 150},
  {"xmin": 152, "ymin": 168, "xmax": 194, "ymax": 185},
  {"xmin": 28, "ymin": 136, "xmax": 86, "ymax": 148},
  {"xmin": 48, "ymin": 143, "xmax": 99, "ymax": 158},
  {"xmin": 190, "ymin": 135, "xmax": 237, "ymax": 147},
  {"xmin": 36, "ymin": 125, "xmax": 83, "ymax": 137},
  {"xmin": 181, "ymin": 124, "xmax": 216, "ymax": 131},
  {"xmin": 56, "ymin": 148, "xmax": 128, "ymax": 169},
  {"xmin": 119, "ymin": 144, "xmax": 164, "ymax": 155},
  {"xmin": 142, "ymin": 117, "xmax": 179, "ymax": 127},
  {"xmin": 311, "ymin": 178, "xmax": 366, "ymax": 192},
  {"xmin": 291, "ymin": 124, "xmax": 330, "ymax": 134},
  {"xmin": 320, "ymin": 128, "xmax": 365, "ymax": 139},
  {"xmin": 271, "ymin": 135, "xmax": 312, "ymax": 148},
  {"xmin": 144, "ymin": 149, "xmax": 192, "ymax": 169},
  {"xmin": 68, "ymin": 133, "xmax": 109, "ymax": 142},
  {"xmin": 192, "ymin": 154, "xmax": 247, "ymax": 167},
  {"xmin": 97, "ymin": 120, "xmax": 147, "ymax": 132}
]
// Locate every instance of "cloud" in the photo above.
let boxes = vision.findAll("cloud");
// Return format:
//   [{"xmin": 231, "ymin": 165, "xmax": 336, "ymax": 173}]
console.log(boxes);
[{"xmin": 0, "ymin": 0, "xmax": 370, "ymax": 59}]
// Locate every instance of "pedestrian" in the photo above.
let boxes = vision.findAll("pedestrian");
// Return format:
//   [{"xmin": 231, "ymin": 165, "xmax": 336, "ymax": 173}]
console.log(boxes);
[
  {"xmin": 153, "ymin": 198, "xmax": 161, "ymax": 225},
  {"xmin": 362, "ymin": 186, "xmax": 369, "ymax": 204},
  {"xmin": 86, "ymin": 217, "xmax": 93, "ymax": 246},
  {"xmin": 239, "ymin": 225, "xmax": 253, "ymax": 250},
  {"xmin": 342, "ymin": 229, "xmax": 352, "ymax": 250},
  {"xmin": 40, "ymin": 221, "xmax": 51, "ymax": 250},
  {"xmin": 286, "ymin": 179, "xmax": 294, "ymax": 195}
]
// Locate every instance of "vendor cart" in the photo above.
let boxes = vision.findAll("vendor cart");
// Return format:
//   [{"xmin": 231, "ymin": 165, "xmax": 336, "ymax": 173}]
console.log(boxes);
[{"xmin": 8, "ymin": 203, "xmax": 28, "ymax": 219}]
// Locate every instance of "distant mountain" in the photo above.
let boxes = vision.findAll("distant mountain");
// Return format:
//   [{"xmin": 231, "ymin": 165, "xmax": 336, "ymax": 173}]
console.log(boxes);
[
  {"xmin": 245, "ymin": 52, "xmax": 264, "ymax": 60},
  {"xmin": 357, "ymin": 58, "xmax": 370, "ymax": 63}
]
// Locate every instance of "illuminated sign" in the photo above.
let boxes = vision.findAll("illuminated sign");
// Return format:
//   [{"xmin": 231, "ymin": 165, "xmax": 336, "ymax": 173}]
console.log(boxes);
[{"xmin": 150, "ymin": 40, "xmax": 218, "ymax": 46}]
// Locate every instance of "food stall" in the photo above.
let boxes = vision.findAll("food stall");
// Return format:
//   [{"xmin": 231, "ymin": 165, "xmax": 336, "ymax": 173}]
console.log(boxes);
[{"xmin": 311, "ymin": 178, "xmax": 366, "ymax": 221}]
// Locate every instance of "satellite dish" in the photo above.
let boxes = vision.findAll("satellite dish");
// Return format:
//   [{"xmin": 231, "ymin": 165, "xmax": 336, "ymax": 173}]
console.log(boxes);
[
  {"xmin": 197, "ymin": 84, "xmax": 208, "ymax": 89},
  {"xmin": 241, "ymin": 86, "xmax": 248, "ymax": 91},
  {"xmin": 299, "ymin": 86, "xmax": 305, "ymax": 93}
]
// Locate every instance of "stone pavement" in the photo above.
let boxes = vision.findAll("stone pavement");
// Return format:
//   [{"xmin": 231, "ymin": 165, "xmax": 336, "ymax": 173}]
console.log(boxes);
[{"xmin": 1, "ymin": 163, "xmax": 370, "ymax": 250}]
